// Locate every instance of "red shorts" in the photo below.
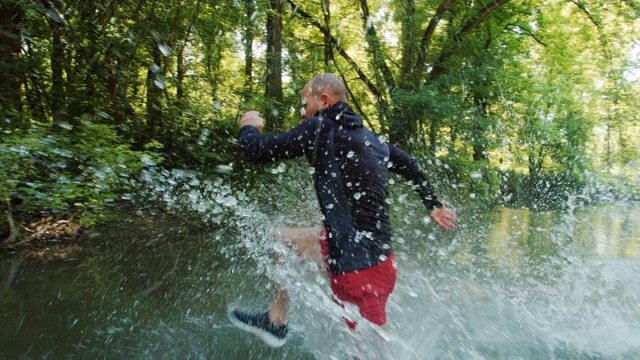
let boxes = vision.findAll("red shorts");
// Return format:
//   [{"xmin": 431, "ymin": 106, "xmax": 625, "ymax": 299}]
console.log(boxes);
[{"xmin": 319, "ymin": 229, "xmax": 397, "ymax": 328}]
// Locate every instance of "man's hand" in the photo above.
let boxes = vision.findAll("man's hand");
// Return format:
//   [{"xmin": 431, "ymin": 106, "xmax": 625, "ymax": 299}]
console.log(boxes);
[
  {"xmin": 429, "ymin": 205, "xmax": 456, "ymax": 231},
  {"xmin": 239, "ymin": 111, "xmax": 264, "ymax": 133}
]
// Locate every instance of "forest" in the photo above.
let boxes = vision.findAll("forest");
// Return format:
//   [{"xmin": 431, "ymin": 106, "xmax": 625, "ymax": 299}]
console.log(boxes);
[{"xmin": 1, "ymin": 0, "xmax": 639, "ymax": 247}]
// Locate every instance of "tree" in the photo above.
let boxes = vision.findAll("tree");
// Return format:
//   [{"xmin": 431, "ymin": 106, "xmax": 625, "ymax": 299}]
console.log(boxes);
[
  {"xmin": 0, "ymin": 1, "xmax": 24, "ymax": 128},
  {"xmin": 265, "ymin": 0, "xmax": 284, "ymax": 130}
]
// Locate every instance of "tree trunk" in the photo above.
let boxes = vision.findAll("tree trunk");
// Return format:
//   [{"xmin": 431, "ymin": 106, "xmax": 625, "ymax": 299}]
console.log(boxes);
[
  {"xmin": 177, "ymin": 0, "xmax": 200, "ymax": 102},
  {"xmin": 244, "ymin": 0, "xmax": 255, "ymax": 101},
  {"xmin": 360, "ymin": 0, "xmax": 393, "ymax": 134},
  {"xmin": 265, "ymin": 0, "xmax": 283, "ymax": 130},
  {"xmin": 50, "ymin": 19, "xmax": 66, "ymax": 126},
  {"xmin": 323, "ymin": 0, "xmax": 332, "ymax": 72},
  {"xmin": 389, "ymin": 0, "xmax": 420, "ymax": 148},
  {"xmin": 472, "ymin": 97, "xmax": 489, "ymax": 161},
  {"xmin": 0, "ymin": 2, "xmax": 24, "ymax": 128},
  {"xmin": 399, "ymin": 0, "xmax": 418, "ymax": 88},
  {"xmin": 146, "ymin": 46, "xmax": 163, "ymax": 142},
  {"xmin": 428, "ymin": 119, "xmax": 437, "ymax": 156},
  {"xmin": 109, "ymin": 0, "xmax": 145, "ymax": 128}
]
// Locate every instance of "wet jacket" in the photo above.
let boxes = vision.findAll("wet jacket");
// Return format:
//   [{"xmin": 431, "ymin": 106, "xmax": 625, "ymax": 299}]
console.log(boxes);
[{"xmin": 238, "ymin": 102, "xmax": 442, "ymax": 274}]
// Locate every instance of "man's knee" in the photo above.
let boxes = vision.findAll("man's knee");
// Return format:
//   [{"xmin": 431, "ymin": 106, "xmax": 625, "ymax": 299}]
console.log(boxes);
[{"xmin": 271, "ymin": 227, "xmax": 324, "ymax": 263}]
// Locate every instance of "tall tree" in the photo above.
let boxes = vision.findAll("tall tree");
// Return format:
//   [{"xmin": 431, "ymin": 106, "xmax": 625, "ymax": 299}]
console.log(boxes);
[
  {"xmin": 265, "ymin": 0, "xmax": 284, "ymax": 130},
  {"xmin": 176, "ymin": 0, "xmax": 201, "ymax": 102},
  {"xmin": 49, "ymin": 4, "xmax": 67, "ymax": 127},
  {"xmin": 322, "ymin": 0, "xmax": 333, "ymax": 72},
  {"xmin": 0, "ymin": 1, "xmax": 24, "ymax": 128},
  {"xmin": 244, "ymin": 0, "xmax": 255, "ymax": 101}
]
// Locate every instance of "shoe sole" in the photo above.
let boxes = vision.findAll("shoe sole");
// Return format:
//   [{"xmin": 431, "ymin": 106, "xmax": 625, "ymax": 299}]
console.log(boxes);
[{"xmin": 228, "ymin": 311, "xmax": 287, "ymax": 348}]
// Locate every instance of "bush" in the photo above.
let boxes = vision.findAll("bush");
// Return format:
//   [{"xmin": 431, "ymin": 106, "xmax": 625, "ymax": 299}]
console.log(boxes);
[{"xmin": 0, "ymin": 120, "xmax": 163, "ymax": 228}]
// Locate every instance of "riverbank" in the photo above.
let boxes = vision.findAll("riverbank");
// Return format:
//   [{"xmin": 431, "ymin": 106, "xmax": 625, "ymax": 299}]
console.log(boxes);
[{"xmin": 0, "ymin": 213, "xmax": 88, "ymax": 260}]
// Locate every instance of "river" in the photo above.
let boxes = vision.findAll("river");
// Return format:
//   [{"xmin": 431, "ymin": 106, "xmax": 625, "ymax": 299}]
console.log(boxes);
[{"xmin": 1, "ymin": 170, "xmax": 639, "ymax": 359}]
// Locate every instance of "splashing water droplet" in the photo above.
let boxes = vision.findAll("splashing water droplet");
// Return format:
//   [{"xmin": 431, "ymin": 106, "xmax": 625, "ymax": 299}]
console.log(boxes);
[
  {"xmin": 347, "ymin": 151, "xmax": 355, "ymax": 158},
  {"xmin": 471, "ymin": 171, "xmax": 483, "ymax": 179},
  {"xmin": 140, "ymin": 155, "xmax": 156, "ymax": 166},
  {"xmin": 354, "ymin": 192, "xmax": 362, "ymax": 200},
  {"xmin": 271, "ymin": 163, "xmax": 286, "ymax": 174},
  {"xmin": 59, "ymin": 121, "xmax": 73, "ymax": 130},
  {"xmin": 215, "ymin": 164, "xmax": 233, "ymax": 174},
  {"xmin": 154, "ymin": 79, "xmax": 165, "ymax": 89},
  {"xmin": 158, "ymin": 43, "xmax": 172, "ymax": 56}
]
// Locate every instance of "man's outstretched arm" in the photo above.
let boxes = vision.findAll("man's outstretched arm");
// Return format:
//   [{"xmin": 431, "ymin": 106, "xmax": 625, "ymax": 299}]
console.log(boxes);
[
  {"xmin": 387, "ymin": 143, "xmax": 456, "ymax": 230},
  {"xmin": 238, "ymin": 111, "xmax": 311, "ymax": 164}
]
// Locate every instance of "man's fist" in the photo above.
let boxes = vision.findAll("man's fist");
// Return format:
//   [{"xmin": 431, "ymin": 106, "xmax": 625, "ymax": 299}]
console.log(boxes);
[{"xmin": 240, "ymin": 111, "xmax": 264, "ymax": 133}]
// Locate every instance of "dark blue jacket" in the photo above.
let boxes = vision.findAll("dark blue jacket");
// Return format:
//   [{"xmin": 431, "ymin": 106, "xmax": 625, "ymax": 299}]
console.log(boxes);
[{"xmin": 239, "ymin": 102, "xmax": 442, "ymax": 274}]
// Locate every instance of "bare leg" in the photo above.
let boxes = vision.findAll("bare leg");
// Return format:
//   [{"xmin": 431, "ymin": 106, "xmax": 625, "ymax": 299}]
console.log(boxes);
[{"xmin": 268, "ymin": 227, "xmax": 324, "ymax": 325}]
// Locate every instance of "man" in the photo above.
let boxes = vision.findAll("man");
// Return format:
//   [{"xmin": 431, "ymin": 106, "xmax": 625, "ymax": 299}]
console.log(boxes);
[{"xmin": 229, "ymin": 73, "xmax": 456, "ymax": 348}]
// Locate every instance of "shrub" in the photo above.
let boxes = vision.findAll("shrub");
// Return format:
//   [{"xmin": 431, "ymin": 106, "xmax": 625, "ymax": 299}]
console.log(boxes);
[{"xmin": 0, "ymin": 120, "xmax": 163, "ymax": 228}]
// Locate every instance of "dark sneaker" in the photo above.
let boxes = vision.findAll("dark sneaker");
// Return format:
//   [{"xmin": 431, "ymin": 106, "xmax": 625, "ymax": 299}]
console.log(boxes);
[{"xmin": 228, "ymin": 309, "xmax": 288, "ymax": 348}]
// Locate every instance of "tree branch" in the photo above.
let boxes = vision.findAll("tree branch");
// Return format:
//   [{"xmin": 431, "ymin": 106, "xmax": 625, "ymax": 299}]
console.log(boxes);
[
  {"xmin": 5, "ymin": 200, "xmax": 19, "ymax": 244},
  {"xmin": 457, "ymin": 0, "xmax": 513, "ymax": 40},
  {"xmin": 429, "ymin": 0, "xmax": 512, "ymax": 81},
  {"xmin": 415, "ymin": 0, "xmax": 454, "ymax": 80},
  {"xmin": 504, "ymin": 23, "xmax": 547, "ymax": 47},
  {"xmin": 568, "ymin": 0, "xmax": 601, "ymax": 29},
  {"xmin": 39, "ymin": 0, "xmax": 68, "ymax": 26},
  {"xmin": 360, "ymin": 0, "xmax": 396, "ymax": 92},
  {"xmin": 286, "ymin": 0, "xmax": 383, "ymax": 100}
]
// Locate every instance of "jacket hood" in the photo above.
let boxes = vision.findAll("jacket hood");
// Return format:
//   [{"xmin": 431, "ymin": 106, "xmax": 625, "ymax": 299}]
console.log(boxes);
[{"xmin": 317, "ymin": 102, "xmax": 362, "ymax": 128}]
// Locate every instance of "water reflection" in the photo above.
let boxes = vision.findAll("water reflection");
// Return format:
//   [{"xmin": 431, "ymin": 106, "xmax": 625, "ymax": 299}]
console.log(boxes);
[
  {"xmin": 573, "ymin": 203, "xmax": 640, "ymax": 258},
  {"xmin": 482, "ymin": 204, "xmax": 639, "ymax": 272}
]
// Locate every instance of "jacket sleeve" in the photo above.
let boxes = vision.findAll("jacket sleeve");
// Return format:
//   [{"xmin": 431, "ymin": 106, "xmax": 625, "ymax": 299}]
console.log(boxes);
[
  {"xmin": 387, "ymin": 142, "xmax": 443, "ymax": 211},
  {"xmin": 238, "ymin": 119, "xmax": 316, "ymax": 164}
]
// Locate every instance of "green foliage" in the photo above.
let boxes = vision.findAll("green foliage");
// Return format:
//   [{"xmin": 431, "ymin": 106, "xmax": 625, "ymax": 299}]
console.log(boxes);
[
  {"xmin": 0, "ymin": 120, "xmax": 162, "ymax": 226},
  {"xmin": 0, "ymin": 0, "xmax": 637, "ymax": 224}
]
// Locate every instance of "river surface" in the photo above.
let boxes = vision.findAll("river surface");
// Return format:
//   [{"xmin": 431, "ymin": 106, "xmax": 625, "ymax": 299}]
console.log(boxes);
[{"xmin": 2, "ymin": 188, "xmax": 640, "ymax": 359}]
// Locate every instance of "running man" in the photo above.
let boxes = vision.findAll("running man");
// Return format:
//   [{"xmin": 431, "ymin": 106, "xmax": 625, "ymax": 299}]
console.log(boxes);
[{"xmin": 229, "ymin": 73, "xmax": 456, "ymax": 347}]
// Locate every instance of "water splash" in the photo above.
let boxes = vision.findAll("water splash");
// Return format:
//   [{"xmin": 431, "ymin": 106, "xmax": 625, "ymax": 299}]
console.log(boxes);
[{"xmin": 31, "ymin": 167, "xmax": 638, "ymax": 360}]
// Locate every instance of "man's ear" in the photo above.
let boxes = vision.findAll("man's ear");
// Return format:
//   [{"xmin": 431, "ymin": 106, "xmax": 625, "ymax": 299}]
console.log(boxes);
[{"xmin": 320, "ymin": 92, "xmax": 332, "ymax": 106}]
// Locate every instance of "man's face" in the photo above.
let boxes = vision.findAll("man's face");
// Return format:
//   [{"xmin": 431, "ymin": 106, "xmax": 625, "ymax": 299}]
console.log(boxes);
[{"xmin": 300, "ymin": 82, "xmax": 322, "ymax": 119}]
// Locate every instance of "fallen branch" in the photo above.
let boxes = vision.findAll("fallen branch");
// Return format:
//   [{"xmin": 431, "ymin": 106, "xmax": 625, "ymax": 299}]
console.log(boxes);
[{"xmin": 5, "ymin": 200, "xmax": 19, "ymax": 244}]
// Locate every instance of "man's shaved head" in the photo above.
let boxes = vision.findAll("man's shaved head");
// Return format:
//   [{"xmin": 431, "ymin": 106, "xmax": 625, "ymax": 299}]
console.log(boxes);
[{"xmin": 307, "ymin": 73, "xmax": 348, "ymax": 102}]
